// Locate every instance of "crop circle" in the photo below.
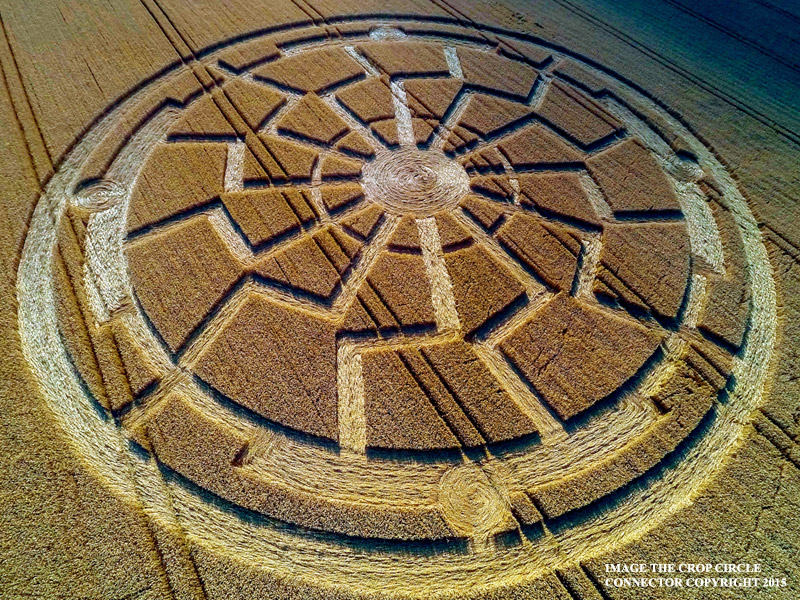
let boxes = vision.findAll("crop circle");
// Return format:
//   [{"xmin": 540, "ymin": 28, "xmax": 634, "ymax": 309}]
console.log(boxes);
[
  {"xmin": 16, "ymin": 17, "xmax": 775, "ymax": 597},
  {"xmin": 363, "ymin": 148, "xmax": 470, "ymax": 215}
]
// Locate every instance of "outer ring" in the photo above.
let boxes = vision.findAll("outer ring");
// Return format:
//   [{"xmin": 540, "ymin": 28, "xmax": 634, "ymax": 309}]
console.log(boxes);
[{"xmin": 16, "ymin": 17, "xmax": 776, "ymax": 596}]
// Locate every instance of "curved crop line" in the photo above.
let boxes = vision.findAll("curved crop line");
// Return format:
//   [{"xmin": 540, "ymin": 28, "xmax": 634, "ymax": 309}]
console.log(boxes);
[{"xmin": 14, "ymin": 17, "xmax": 777, "ymax": 589}]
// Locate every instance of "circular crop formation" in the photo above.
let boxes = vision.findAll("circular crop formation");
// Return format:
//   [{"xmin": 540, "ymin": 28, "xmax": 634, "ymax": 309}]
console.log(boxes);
[
  {"xmin": 18, "ymin": 18, "xmax": 775, "ymax": 598},
  {"xmin": 364, "ymin": 147, "xmax": 470, "ymax": 216}
]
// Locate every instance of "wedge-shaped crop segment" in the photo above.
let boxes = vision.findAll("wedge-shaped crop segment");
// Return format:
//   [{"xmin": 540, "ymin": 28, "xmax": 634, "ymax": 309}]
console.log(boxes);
[
  {"xmin": 594, "ymin": 222, "xmax": 691, "ymax": 320},
  {"xmin": 501, "ymin": 293, "xmax": 664, "ymax": 419},
  {"xmin": 127, "ymin": 215, "xmax": 243, "ymax": 352},
  {"xmin": 127, "ymin": 143, "xmax": 227, "ymax": 232},
  {"xmin": 253, "ymin": 47, "xmax": 364, "ymax": 93},
  {"xmin": 194, "ymin": 294, "xmax": 339, "ymax": 440}
]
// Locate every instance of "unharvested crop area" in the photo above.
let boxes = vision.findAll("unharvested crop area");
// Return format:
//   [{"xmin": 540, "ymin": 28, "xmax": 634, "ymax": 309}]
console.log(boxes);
[{"xmin": 4, "ymin": 4, "xmax": 799, "ymax": 600}]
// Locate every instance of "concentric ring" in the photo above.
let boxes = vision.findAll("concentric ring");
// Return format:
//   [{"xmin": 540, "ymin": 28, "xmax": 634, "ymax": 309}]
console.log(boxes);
[{"xmin": 15, "ymin": 17, "xmax": 775, "ymax": 598}]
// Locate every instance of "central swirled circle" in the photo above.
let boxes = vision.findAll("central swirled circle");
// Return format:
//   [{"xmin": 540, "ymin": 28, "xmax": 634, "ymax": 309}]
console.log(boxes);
[{"xmin": 362, "ymin": 148, "xmax": 470, "ymax": 216}]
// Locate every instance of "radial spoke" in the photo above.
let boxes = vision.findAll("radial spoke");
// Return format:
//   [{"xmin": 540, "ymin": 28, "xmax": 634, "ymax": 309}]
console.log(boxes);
[
  {"xmin": 496, "ymin": 151, "xmax": 521, "ymax": 205},
  {"xmin": 443, "ymin": 46, "xmax": 463, "ymax": 79},
  {"xmin": 344, "ymin": 45, "xmax": 379, "ymax": 76},
  {"xmin": 451, "ymin": 209, "xmax": 547, "ymax": 297},
  {"xmin": 391, "ymin": 80, "xmax": 415, "ymax": 147},
  {"xmin": 416, "ymin": 217, "xmax": 461, "ymax": 333},
  {"xmin": 337, "ymin": 343, "xmax": 367, "ymax": 453},
  {"xmin": 528, "ymin": 72, "xmax": 552, "ymax": 110},
  {"xmin": 308, "ymin": 150, "xmax": 331, "ymax": 224},
  {"xmin": 473, "ymin": 343, "xmax": 567, "ymax": 444},
  {"xmin": 579, "ymin": 171, "xmax": 613, "ymax": 221},
  {"xmin": 333, "ymin": 214, "xmax": 400, "ymax": 312},
  {"xmin": 573, "ymin": 233, "xmax": 603, "ymax": 300},
  {"xmin": 224, "ymin": 140, "xmax": 245, "ymax": 192},
  {"xmin": 322, "ymin": 93, "xmax": 385, "ymax": 151},
  {"xmin": 431, "ymin": 91, "xmax": 471, "ymax": 151}
]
